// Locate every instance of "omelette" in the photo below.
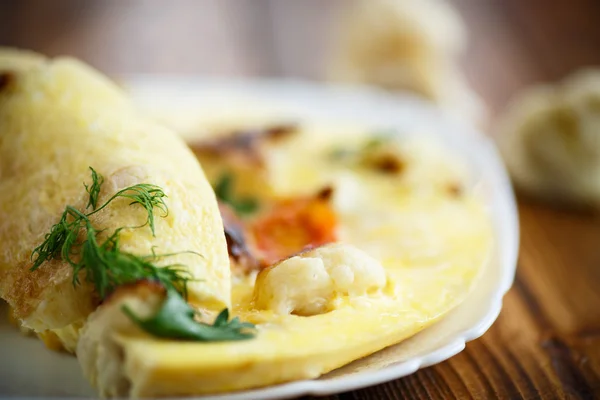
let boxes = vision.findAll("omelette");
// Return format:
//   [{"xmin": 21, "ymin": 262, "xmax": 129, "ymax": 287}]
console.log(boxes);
[
  {"xmin": 0, "ymin": 51, "xmax": 230, "ymax": 351},
  {"xmin": 0, "ymin": 48, "xmax": 493, "ymax": 398}
]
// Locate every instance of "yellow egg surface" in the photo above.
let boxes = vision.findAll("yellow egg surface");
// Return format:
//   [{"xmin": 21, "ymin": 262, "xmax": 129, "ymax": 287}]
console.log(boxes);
[
  {"xmin": 0, "ymin": 55, "xmax": 230, "ymax": 350},
  {"xmin": 85, "ymin": 121, "xmax": 493, "ymax": 397}
]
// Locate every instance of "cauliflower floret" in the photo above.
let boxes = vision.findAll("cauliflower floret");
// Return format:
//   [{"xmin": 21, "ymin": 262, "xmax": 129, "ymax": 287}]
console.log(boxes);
[
  {"xmin": 308, "ymin": 244, "xmax": 387, "ymax": 296},
  {"xmin": 254, "ymin": 243, "xmax": 387, "ymax": 316},
  {"xmin": 254, "ymin": 257, "xmax": 332, "ymax": 316}
]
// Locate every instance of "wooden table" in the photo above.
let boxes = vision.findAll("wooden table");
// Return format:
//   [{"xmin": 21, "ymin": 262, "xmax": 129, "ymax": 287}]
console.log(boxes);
[{"xmin": 2, "ymin": 1, "xmax": 600, "ymax": 398}]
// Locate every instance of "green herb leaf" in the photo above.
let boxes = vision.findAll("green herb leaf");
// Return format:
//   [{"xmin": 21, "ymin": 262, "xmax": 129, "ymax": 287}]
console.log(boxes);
[
  {"xmin": 30, "ymin": 207, "xmax": 84, "ymax": 271},
  {"xmin": 30, "ymin": 166, "xmax": 256, "ymax": 342},
  {"xmin": 328, "ymin": 147, "xmax": 353, "ymax": 161},
  {"xmin": 362, "ymin": 130, "xmax": 397, "ymax": 151},
  {"xmin": 231, "ymin": 198, "xmax": 259, "ymax": 215},
  {"xmin": 84, "ymin": 167, "xmax": 104, "ymax": 210},
  {"xmin": 122, "ymin": 288, "xmax": 255, "ymax": 341},
  {"xmin": 363, "ymin": 137, "xmax": 385, "ymax": 151},
  {"xmin": 31, "ymin": 168, "xmax": 169, "ymax": 272},
  {"xmin": 91, "ymin": 183, "xmax": 168, "ymax": 236},
  {"xmin": 214, "ymin": 173, "xmax": 258, "ymax": 215},
  {"xmin": 328, "ymin": 131, "xmax": 395, "ymax": 163},
  {"xmin": 73, "ymin": 223, "xmax": 193, "ymax": 299},
  {"xmin": 31, "ymin": 168, "xmax": 180, "ymax": 296},
  {"xmin": 214, "ymin": 173, "xmax": 234, "ymax": 201}
]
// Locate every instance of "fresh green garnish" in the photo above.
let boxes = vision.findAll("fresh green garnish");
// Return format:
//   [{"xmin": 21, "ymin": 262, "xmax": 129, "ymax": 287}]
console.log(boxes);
[
  {"xmin": 92, "ymin": 181, "xmax": 168, "ymax": 236},
  {"xmin": 31, "ymin": 169, "xmax": 184, "ymax": 296},
  {"xmin": 30, "ymin": 167, "xmax": 256, "ymax": 341},
  {"xmin": 123, "ymin": 287, "xmax": 255, "ymax": 341},
  {"xmin": 84, "ymin": 167, "xmax": 104, "ymax": 210},
  {"xmin": 31, "ymin": 175, "xmax": 168, "ymax": 272},
  {"xmin": 363, "ymin": 137, "xmax": 387, "ymax": 151},
  {"xmin": 214, "ymin": 173, "xmax": 258, "ymax": 215},
  {"xmin": 30, "ymin": 207, "xmax": 81, "ymax": 270},
  {"xmin": 362, "ymin": 130, "xmax": 396, "ymax": 152},
  {"xmin": 72, "ymin": 223, "xmax": 194, "ymax": 299},
  {"xmin": 328, "ymin": 147, "xmax": 353, "ymax": 160},
  {"xmin": 328, "ymin": 130, "xmax": 396, "ymax": 162}
]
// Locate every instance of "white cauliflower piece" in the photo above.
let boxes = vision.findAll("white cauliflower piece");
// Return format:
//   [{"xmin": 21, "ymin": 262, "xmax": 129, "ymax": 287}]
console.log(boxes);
[
  {"xmin": 254, "ymin": 257, "xmax": 332, "ymax": 316},
  {"xmin": 254, "ymin": 243, "xmax": 387, "ymax": 316},
  {"xmin": 311, "ymin": 244, "xmax": 387, "ymax": 297}
]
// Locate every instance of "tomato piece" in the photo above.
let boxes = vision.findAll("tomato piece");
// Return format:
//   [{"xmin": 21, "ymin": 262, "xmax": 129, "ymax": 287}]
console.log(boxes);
[{"xmin": 251, "ymin": 197, "xmax": 337, "ymax": 265}]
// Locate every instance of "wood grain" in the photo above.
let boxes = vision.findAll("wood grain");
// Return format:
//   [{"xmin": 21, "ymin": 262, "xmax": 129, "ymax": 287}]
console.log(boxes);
[{"xmin": 2, "ymin": 0, "xmax": 600, "ymax": 399}]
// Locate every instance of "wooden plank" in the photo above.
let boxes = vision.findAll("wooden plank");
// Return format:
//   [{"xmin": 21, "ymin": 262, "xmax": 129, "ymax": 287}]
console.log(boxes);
[
  {"xmin": 502, "ymin": 0, "xmax": 600, "ymax": 81},
  {"xmin": 451, "ymin": 0, "xmax": 600, "ymax": 114},
  {"xmin": 450, "ymin": 0, "xmax": 542, "ymax": 114},
  {"xmin": 0, "ymin": 0, "xmax": 269, "ymax": 76},
  {"xmin": 518, "ymin": 200, "xmax": 600, "ymax": 335}
]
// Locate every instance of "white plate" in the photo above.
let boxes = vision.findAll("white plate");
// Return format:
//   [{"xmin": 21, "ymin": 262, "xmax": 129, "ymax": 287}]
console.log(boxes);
[{"xmin": 0, "ymin": 78, "xmax": 518, "ymax": 399}]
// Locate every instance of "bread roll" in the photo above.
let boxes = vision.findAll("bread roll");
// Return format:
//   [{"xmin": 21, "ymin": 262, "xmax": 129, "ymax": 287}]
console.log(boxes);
[
  {"xmin": 328, "ymin": 0, "xmax": 485, "ymax": 125},
  {"xmin": 497, "ymin": 69, "xmax": 600, "ymax": 208}
]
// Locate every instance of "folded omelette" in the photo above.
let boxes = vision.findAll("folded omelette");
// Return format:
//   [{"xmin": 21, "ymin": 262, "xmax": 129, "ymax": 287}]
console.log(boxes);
[
  {"xmin": 0, "ymin": 49, "xmax": 493, "ymax": 398},
  {"xmin": 0, "ymin": 51, "xmax": 230, "ymax": 351}
]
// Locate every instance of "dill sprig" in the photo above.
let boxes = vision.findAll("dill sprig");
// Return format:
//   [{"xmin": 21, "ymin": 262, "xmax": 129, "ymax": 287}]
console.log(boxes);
[
  {"xmin": 31, "ymin": 170, "xmax": 168, "ymax": 272},
  {"xmin": 30, "ymin": 208, "xmax": 79, "ymax": 270},
  {"xmin": 84, "ymin": 167, "xmax": 104, "ymax": 210},
  {"xmin": 29, "ymin": 167, "xmax": 255, "ymax": 342},
  {"xmin": 31, "ymin": 170, "xmax": 179, "ymax": 296},
  {"xmin": 72, "ymin": 223, "xmax": 194, "ymax": 299},
  {"xmin": 93, "ymin": 183, "xmax": 168, "ymax": 235}
]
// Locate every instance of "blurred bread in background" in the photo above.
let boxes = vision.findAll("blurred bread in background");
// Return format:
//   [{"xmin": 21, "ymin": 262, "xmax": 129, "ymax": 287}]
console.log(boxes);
[
  {"xmin": 497, "ymin": 69, "xmax": 600, "ymax": 208},
  {"xmin": 0, "ymin": 47, "xmax": 44, "ymax": 71},
  {"xmin": 328, "ymin": 0, "xmax": 485, "ymax": 126}
]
